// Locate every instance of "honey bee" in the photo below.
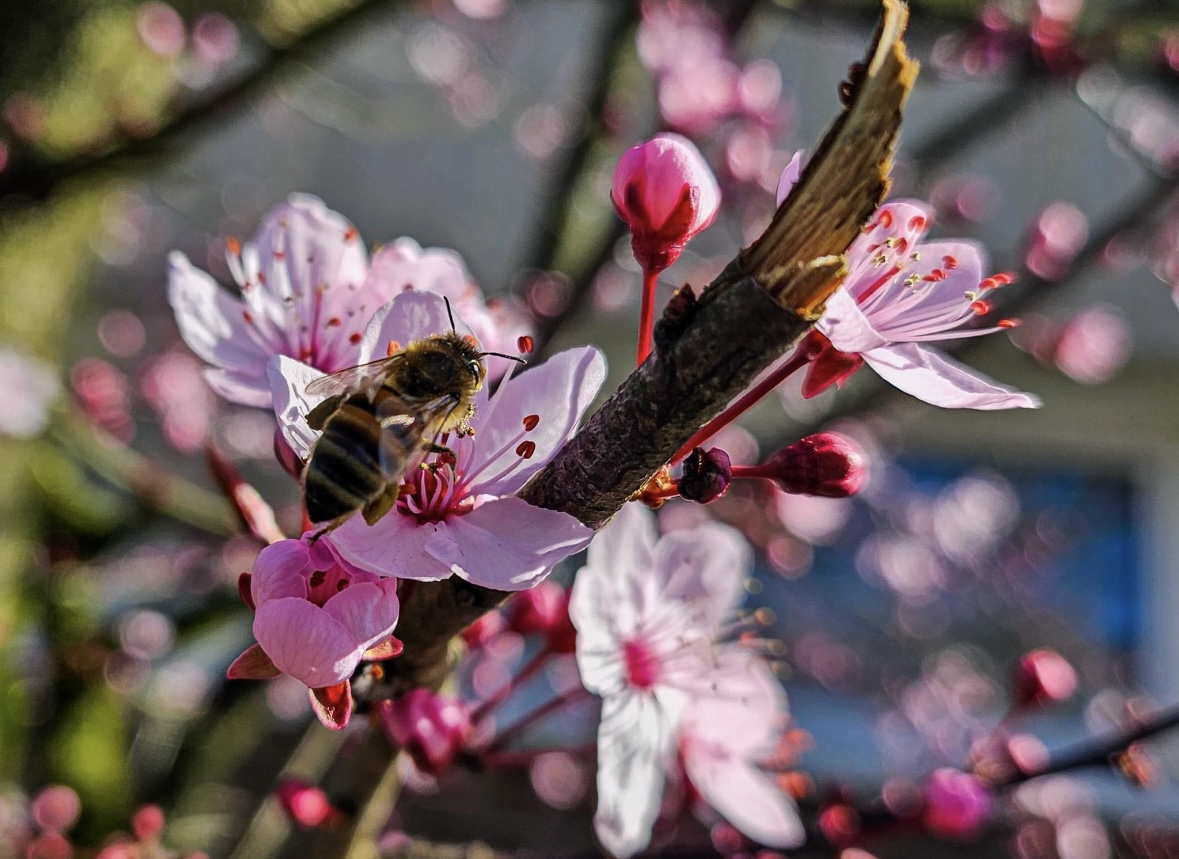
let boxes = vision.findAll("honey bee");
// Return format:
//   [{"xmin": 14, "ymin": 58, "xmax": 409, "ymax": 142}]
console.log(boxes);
[{"xmin": 301, "ymin": 301, "xmax": 522, "ymax": 529}]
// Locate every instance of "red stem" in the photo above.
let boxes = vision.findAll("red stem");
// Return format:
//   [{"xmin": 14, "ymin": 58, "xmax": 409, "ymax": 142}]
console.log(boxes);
[
  {"xmin": 671, "ymin": 348, "xmax": 811, "ymax": 463},
  {"xmin": 636, "ymin": 267, "xmax": 660, "ymax": 365},
  {"xmin": 470, "ymin": 645, "xmax": 553, "ymax": 725},
  {"xmin": 485, "ymin": 687, "xmax": 589, "ymax": 751}
]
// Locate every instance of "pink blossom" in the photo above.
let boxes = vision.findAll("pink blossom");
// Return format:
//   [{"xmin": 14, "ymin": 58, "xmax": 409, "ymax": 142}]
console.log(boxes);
[
  {"xmin": 612, "ymin": 133, "xmax": 721, "ymax": 273},
  {"xmin": 378, "ymin": 690, "xmax": 473, "ymax": 777},
  {"xmin": 168, "ymin": 195, "xmax": 374, "ymax": 407},
  {"xmin": 227, "ymin": 536, "xmax": 400, "ymax": 727},
  {"xmin": 569, "ymin": 504, "xmax": 801, "ymax": 856},
  {"xmin": 169, "ymin": 196, "xmax": 531, "ymax": 407},
  {"xmin": 270, "ymin": 291, "xmax": 604, "ymax": 591},
  {"xmin": 364, "ymin": 237, "xmax": 532, "ymax": 381},
  {"xmin": 775, "ymin": 168, "xmax": 1039, "ymax": 409}
]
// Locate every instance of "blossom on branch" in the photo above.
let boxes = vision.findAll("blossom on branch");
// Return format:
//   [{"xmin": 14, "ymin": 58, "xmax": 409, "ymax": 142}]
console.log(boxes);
[
  {"xmin": 569, "ymin": 504, "xmax": 802, "ymax": 856},
  {"xmin": 169, "ymin": 195, "xmax": 531, "ymax": 407},
  {"xmin": 228, "ymin": 535, "xmax": 401, "ymax": 730},
  {"xmin": 270, "ymin": 291, "xmax": 604, "ymax": 591},
  {"xmin": 776, "ymin": 163, "xmax": 1040, "ymax": 410}
]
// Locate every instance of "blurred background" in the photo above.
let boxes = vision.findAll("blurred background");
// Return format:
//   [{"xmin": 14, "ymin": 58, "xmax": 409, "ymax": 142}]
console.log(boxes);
[{"xmin": 4, "ymin": 0, "xmax": 1179, "ymax": 857}]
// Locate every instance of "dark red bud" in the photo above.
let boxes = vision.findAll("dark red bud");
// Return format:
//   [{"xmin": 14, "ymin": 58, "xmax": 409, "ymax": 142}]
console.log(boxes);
[
  {"xmin": 1012, "ymin": 648, "xmax": 1077, "ymax": 708},
  {"xmin": 762, "ymin": 433, "xmax": 867, "ymax": 498},
  {"xmin": 679, "ymin": 447, "xmax": 732, "ymax": 504}
]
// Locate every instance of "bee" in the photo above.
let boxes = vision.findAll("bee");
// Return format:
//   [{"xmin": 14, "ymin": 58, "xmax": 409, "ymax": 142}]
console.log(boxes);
[{"xmin": 301, "ymin": 301, "xmax": 522, "ymax": 529}]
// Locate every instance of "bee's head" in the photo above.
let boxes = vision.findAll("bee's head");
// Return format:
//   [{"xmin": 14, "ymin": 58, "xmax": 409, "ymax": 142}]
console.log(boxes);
[{"xmin": 407, "ymin": 332, "xmax": 486, "ymax": 397}]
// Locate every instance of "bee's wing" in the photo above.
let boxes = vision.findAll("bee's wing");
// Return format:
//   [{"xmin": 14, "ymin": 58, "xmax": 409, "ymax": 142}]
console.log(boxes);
[
  {"xmin": 373, "ymin": 393, "xmax": 462, "ymax": 481},
  {"xmin": 304, "ymin": 356, "xmax": 403, "ymax": 399}
]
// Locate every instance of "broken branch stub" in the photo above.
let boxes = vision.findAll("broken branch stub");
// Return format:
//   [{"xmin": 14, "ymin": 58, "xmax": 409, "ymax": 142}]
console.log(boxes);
[{"xmin": 377, "ymin": 0, "xmax": 918, "ymax": 698}]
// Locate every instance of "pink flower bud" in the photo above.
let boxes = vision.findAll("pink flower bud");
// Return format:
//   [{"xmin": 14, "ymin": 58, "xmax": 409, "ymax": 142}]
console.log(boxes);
[
  {"xmin": 679, "ymin": 447, "xmax": 732, "ymax": 504},
  {"xmin": 379, "ymin": 690, "xmax": 473, "ymax": 778},
  {"xmin": 461, "ymin": 611, "xmax": 507, "ymax": 650},
  {"xmin": 921, "ymin": 768, "xmax": 992, "ymax": 839},
  {"xmin": 31, "ymin": 786, "xmax": 81, "ymax": 833},
  {"xmin": 612, "ymin": 133, "xmax": 721, "ymax": 272},
  {"xmin": 760, "ymin": 433, "xmax": 867, "ymax": 498},
  {"xmin": 1012, "ymin": 648, "xmax": 1077, "ymax": 708},
  {"xmin": 131, "ymin": 805, "xmax": 165, "ymax": 841},
  {"xmin": 507, "ymin": 582, "xmax": 565, "ymax": 635},
  {"xmin": 275, "ymin": 779, "xmax": 342, "ymax": 829}
]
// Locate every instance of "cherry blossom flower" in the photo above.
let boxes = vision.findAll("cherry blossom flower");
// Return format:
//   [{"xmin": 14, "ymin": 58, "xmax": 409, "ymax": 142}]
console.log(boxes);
[
  {"xmin": 169, "ymin": 196, "xmax": 532, "ymax": 407},
  {"xmin": 364, "ymin": 237, "xmax": 532, "ymax": 381},
  {"xmin": 569, "ymin": 503, "xmax": 802, "ymax": 856},
  {"xmin": 775, "ymin": 166, "xmax": 1039, "ymax": 409},
  {"xmin": 169, "ymin": 195, "xmax": 373, "ymax": 407},
  {"xmin": 227, "ymin": 535, "xmax": 401, "ymax": 729},
  {"xmin": 270, "ymin": 291, "xmax": 604, "ymax": 591}
]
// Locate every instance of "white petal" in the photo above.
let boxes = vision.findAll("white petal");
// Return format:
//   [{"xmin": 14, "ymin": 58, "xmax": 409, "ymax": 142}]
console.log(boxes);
[
  {"xmin": 863, "ymin": 343, "xmax": 1041, "ymax": 410},
  {"xmin": 593, "ymin": 692, "xmax": 674, "ymax": 859},
  {"xmin": 816, "ymin": 288, "xmax": 889, "ymax": 354},
  {"xmin": 267, "ymin": 355, "xmax": 328, "ymax": 460},
  {"xmin": 685, "ymin": 754, "xmax": 804, "ymax": 849}
]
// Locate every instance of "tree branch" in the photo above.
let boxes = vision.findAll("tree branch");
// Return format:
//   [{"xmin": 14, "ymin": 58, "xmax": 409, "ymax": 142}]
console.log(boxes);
[{"xmin": 375, "ymin": 0, "xmax": 918, "ymax": 700}]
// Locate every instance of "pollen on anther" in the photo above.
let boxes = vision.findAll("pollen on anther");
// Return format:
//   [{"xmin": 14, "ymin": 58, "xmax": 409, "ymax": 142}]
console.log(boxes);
[
  {"xmin": 908, "ymin": 215, "xmax": 927, "ymax": 231},
  {"xmin": 516, "ymin": 440, "xmax": 537, "ymax": 459},
  {"xmin": 517, "ymin": 335, "xmax": 534, "ymax": 354},
  {"xmin": 924, "ymin": 269, "xmax": 947, "ymax": 282},
  {"xmin": 344, "ymin": 226, "xmax": 359, "ymax": 242},
  {"xmin": 998, "ymin": 318, "xmax": 1019, "ymax": 329},
  {"xmin": 903, "ymin": 274, "xmax": 921, "ymax": 287},
  {"xmin": 753, "ymin": 607, "xmax": 776, "ymax": 626},
  {"xmin": 349, "ymin": 333, "xmax": 363, "ymax": 345},
  {"xmin": 226, "ymin": 237, "xmax": 241, "ymax": 256},
  {"xmin": 970, "ymin": 300, "xmax": 992, "ymax": 315},
  {"xmin": 522, "ymin": 414, "xmax": 540, "ymax": 431},
  {"xmin": 942, "ymin": 254, "xmax": 958, "ymax": 270},
  {"xmin": 386, "ymin": 340, "xmax": 402, "ymax": 356},
  {"xmin": 878, "ymin": 210, "xmax": 894, "ymax": 229},
  {"xmin": 964, "ymin": 290, "xmax": 978, "ymax": 301},
  {"xmin": 872, "ymin": 253, "xmax": 888, "ymax": 266}
]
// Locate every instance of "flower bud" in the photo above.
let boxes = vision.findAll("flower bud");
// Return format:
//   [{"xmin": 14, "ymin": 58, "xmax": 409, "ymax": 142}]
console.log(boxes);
[
  {"xmin": 275, "ymin": 778, "xmax": 342, "ymax": 829},
  {"xmin": 679, "ymin": 447, "xmax": 732, "ymax": 504},
  {"xmin": 379, "ymin": 690, "xmax": 473, "ymax": 778},
  {"xmin": 922, "ymin": 768, "xmax": 992, "ymax": 839},
  {"xmin": 131, "ymin": 805, "xmax": 166, "ymax": 841},
  {"xmin": 507, "ymin": 582, "xmax": 565, "ymax": 635},
  {"xmin": 612, "ymin": 133, "xmax": 720, "ymax": 272},
  {"xmin": 1012, "ymin": 648, "xmax": 1076, "ymax": 708},
  {"xmin": 761, "ymin": 433, "xmax": 867, "ymax": 498},
  {"xmin": 461, "ymin": 611, "xmax": 507, "ymax": 650}
]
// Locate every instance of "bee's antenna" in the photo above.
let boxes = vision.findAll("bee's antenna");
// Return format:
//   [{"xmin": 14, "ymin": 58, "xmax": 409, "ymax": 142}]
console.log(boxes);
[
  {"xmin": 481, "ymin": 351, "xmax": 527, "ymax": 365},
  {"xmin": 444, "ymin": 296, "xmax": 457, "ymax": 334}
]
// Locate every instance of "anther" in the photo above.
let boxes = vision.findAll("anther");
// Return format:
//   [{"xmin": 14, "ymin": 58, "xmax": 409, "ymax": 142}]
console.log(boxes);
[
  {"xmin": 522, "ymin": 414, "xmax": 540, "ymax": 431},
  {"xmin": 998, "ymin": 319, "xmax": 1019, "ymax": 328},
  {"xmin": 326, "ymin": 317, "xmax": 341, "ymax": 328},
  {"xmin": 386, "ymin": 340, "xmax": 402, "ymax": 356},
  {"xmin": 309, "ymin": 570, "xmax": 327, "ymax": 588},
  {"xmin": 943, "ymin": 254, "xmax": 958, "ymax": 269},
  {"xmin": 344, "ymin": 227, "xmax": 358, "ymax": 242},
  {"xmin": 516, "ymin": 441, "xmax": 536, "ymax": 459},
  {"xmin": 970, "ymin": 300, "xmax": 992, "ymax": 315},
  {"xmin": 908, "ymin": 215, "xmax": 927, "ymax": 231},
  {"xmin": 226, "ymin": 237, "xmax": 241, "ymax": 255},
  {"xmin": 349, "ymin": 333, "xmax": 363, "ymax": 345},
  {"xmin": 517, "ymin": 335, "xmax": 535, "ymax": 354}
]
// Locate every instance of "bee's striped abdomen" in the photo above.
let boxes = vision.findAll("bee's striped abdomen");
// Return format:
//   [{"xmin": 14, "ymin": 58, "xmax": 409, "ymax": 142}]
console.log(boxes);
[{"xmin": 305, "ymin": 398, "xmax": 386, "ymax": 525}]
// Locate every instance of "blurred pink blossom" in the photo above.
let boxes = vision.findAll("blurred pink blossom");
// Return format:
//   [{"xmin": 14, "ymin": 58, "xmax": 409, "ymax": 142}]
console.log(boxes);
[
  {"xmin": 137, "ymin": 3, "xmax": 186, "ymax": 58},
  {"xmin": 378, "ymin": 690, "xmax": 474, "ymax": 777},
  {"xmin": 1026, "ymin": 202, "xmax": 1088, "ymax": 281},
  {"xmin": 271, "ymin": 292, "xmax": 603, "ymax": 591},
  {"xmin": 922, "ymin": 768, "xmax": 993, "ymax": 838},
  {"xmin": 569, "ymin": 504, "xmax": 801, "ymax": 856}
]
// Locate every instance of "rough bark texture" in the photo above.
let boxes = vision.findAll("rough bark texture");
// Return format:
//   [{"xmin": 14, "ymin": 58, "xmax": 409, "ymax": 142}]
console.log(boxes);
[{"xmin": 370, "ymin": 0, "xmax": 918, "ymax": 700}]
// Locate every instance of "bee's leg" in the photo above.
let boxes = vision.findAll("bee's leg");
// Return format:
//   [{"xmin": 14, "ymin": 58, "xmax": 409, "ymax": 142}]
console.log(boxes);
[
  {"xmin": 306, "ymin": 394, "xmax": 346, "ymax": 431},
  {"xmin": 362, "ymin": 483, "xmax": 401, "ymax": 526}
]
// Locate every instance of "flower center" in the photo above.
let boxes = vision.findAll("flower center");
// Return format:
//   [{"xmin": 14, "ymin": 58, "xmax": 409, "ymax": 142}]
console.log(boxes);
[
  {"xmin": 623, "ymin": 638, "xmax": 661, "ymax": 690},
  {"xmin": 396, "ymin": 461, "xmax": 473, "ymax": 524}
]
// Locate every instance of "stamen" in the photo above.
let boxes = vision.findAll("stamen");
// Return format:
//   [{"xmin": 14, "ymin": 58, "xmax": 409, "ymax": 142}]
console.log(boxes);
[
  {"xmin": 998, "ymin": 319, "xmax": 1019, "ymax": 328},
  {"xmin": 970, "ymin": 300, "xmax": 992, "ymax": 315},
  {"xmin": 226, "ymin": 237, "xmax": 241, "ymax": 255},
  {"xmin": 344, "ymin": 226, "xmax": 359, "ymax": 242},
  {"xmin": 516, "ymin": 441, "xmax": 537, "ymax": 459},
  {"xmin": 349, "ymin": 333, "xmax": 363, "ymax": 345},
  {"xmin": 387, "ymin": 340, "xmax": 402, "ymax": 356},
  {"xmin": 517, "ymin": 335, "xmax": 534, "ymax": 354},
  {"xmin": 942, "ymin": 254, "xmax": 958, "ymax": 270},
  {"xmin": 908, "ymin": 214, "xmax": 927, "ymax": 231},
  {"xmin": 522, "ymin": 414, "xmax": 540, "ymax": 431}
]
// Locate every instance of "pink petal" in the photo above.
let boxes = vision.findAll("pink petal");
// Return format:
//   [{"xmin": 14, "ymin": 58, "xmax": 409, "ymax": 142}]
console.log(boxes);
[
  {"xmin": 267, "ymin": 355, "xmax": 328, "ymax": 461},
  {"xmin": 652, "ymin": 521, "xmax": 750, "ymax": 631},
  {"xmin": 330, "ymin": 513, "xmax": 454, "ymax": 581},
  {"xmin": 357, "ymin": 291, "xmax": 477, "ymax": 365},
  {"xmin": 250, "ymin": 539, "xmax": 311, "ymax": 605},
  {"xmin": 593, "ymin": 691, "xmax": 674, "ymax": 859},
  {"xmin": 684, "ymin": 755, "xmax": 804, "ymax": 849},
  {"xmin": 254, "ymin": 598, "xmax": 363, "ymax": 688},
  {"xmin": 310, "ymin": 682, "xmax": 353, "ymax": 730},
  {"xmin": 816, "ymin": 288, "xmax": 888, "ymax": 354},
  {"xmin": 427, "ymin": 498, "xmax": 593, "ymax": 591},
  {"xmin": 322, "ymin": 579, "xmax": 400, "ymax": 652},
  {"xmin": 227, "ymin": 643, "xmax": 281, "ymax": 680},
  {"xmin": 862, "ymin": 343, "xmax": 1041, "ymax": 410},
  {"xmin": 366, "ymin": 238, "xmax": 471, "ymax": 306},
  {"xmin": 682, "ymin": 649, "xmax": 783, "ymax": 753},
  {"xmin": 203, "ymin": 368, "xmax": 272, "ymax": 408},
  {"xmin": 774, "ymin": 150, "xmax": 804, "ymax": 207},
  {"xmin": 167, "ymin": 252, "xmax": 272, "ymax": 398},
  {"xmin": 466, "ymin": 346, "xmax": 606, "ymax": 498}
]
